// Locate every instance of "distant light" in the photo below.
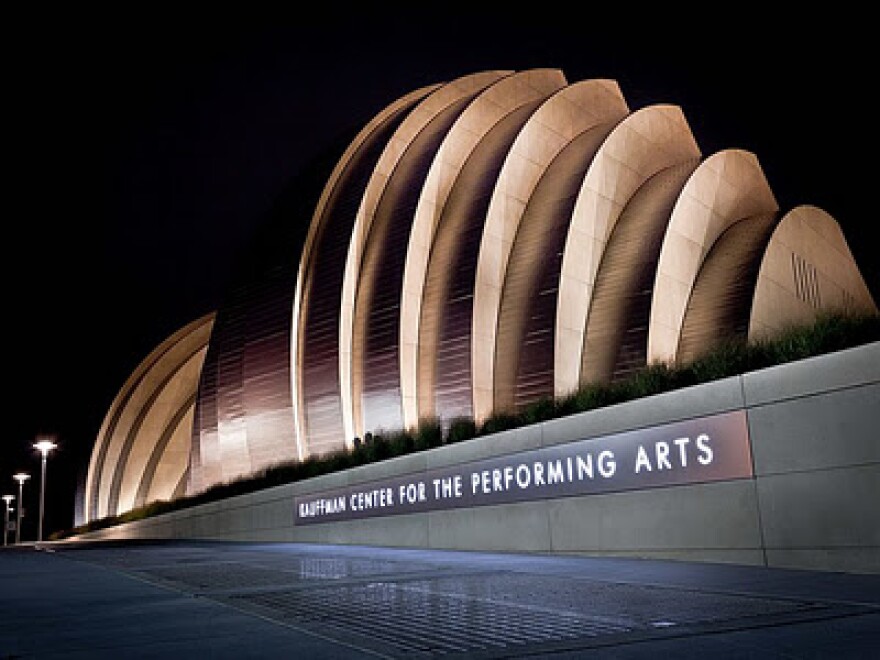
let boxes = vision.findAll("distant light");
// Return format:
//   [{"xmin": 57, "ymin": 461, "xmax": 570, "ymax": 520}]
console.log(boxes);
[
  {"xmin": 33, "ymin": 438, "xmax": 57, "ymax": 543},
  {"xmin": 33, "ymin": 440, "xmax": 57, "ymax": 457},
  {"xmin": 2, "ymin": 495, "xmax": 12, "ymax": 547},
  {"xmin": 13, "ymin": 474, "xmax": 28, "ymax": 545}
]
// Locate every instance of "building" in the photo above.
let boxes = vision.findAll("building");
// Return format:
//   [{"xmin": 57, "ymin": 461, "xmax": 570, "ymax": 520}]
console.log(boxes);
[{"xmin": 82, "ymin": 69, "xmax": 876, "ymax": 524}]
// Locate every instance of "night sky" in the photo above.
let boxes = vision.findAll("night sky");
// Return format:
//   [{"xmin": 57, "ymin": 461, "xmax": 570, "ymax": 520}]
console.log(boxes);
[{"xmin": 5, "ymin": 10, "xmax": 877, "ymax": 537}]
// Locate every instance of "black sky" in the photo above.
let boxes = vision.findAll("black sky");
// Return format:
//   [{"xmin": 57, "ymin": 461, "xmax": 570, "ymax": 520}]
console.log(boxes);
[{"xmin": 5, "ymin": 9, "xmax": 878, "ymax": 536}]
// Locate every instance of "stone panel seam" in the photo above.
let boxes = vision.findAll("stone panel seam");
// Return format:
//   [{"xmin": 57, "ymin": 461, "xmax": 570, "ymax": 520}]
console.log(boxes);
[
  {"xmin": 741, "ymin": 374, "xmax": 769, "ymax": 568},
  {"xmin": 762, "ymin": 544, "xmax": 880, "ymax": 549},
  {"xmin": 754, "ymin": 461, "xmax": 879, "ymax": 479},
  {"xmin": 538, "ymin": 406, "xmax": 745, "ymax": 449},
  {"xmin": 744, "ymin": 380, "xmax": 880, "ymax": 410}
]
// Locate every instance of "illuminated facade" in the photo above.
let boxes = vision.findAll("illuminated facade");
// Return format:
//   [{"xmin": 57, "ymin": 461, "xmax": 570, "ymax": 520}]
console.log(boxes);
[
  {"xmin": 84, "ymin": 315, "xmax": 214, "ymax": 522},
  {"xmin": 84, "ymin": 70, "xmax": 876, "ymax": 522}
]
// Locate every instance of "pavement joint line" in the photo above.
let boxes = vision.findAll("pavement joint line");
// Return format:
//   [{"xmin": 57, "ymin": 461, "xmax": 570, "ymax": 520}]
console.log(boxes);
[
  {"xmin": 307, "ymin": 592, "xmax": 582, "ymax": 647},
  {"xmin": 458, "ymin": 561, "xmax": 880, "ymax": 610},
  {"xmin": 388, "ymin": 580, "xmax": 634, "ymax": 626},
  {"xmin": 198, "ymin": 597, "xmax": 398, "ymax": 659},
  {"xmin": 0, "ymin": 627, "xmax": 288, "ymax": 656},
  {"xmin": 296, "ymin": 604, "xmax": 542, "ymax": 655},
  {"xmin": 516, "ymin": 571, "xmax": 880, "ymax": 611},
  {"xmin": 127, "ymin": 566, "xmax": 510, "ymax": 597},
  {"xmin": 43, "ymin": 548, "xmax": 396, "ymax": 659},
  {"xmin": 477, "ymin": 605, "xmax": 880, "ymax": 659},
  {"xmin": 300, "ymin": 615, "xmax": 478, "ymax": 654}
]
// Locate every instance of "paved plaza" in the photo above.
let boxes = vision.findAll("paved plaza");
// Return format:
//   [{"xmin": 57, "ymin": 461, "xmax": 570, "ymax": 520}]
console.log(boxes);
[{"xmin": 1, "ymin": 540, "xmax": 878, "ymax": 658}]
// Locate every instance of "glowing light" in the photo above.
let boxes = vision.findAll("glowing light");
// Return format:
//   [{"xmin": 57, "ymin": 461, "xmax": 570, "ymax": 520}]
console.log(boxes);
[{"xmin": 34, "ymin": 439, "xmax": 57, "ymax": 457}]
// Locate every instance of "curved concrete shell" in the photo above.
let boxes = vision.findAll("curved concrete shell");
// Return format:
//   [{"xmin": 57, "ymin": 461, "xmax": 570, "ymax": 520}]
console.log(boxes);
[
  {"xmin": 677, "ymin": 214, "xmax": 778, "ymax": 364},
  {"xmin": 409, "ymin": 70, "xmax": 568, "ymax": 425},
  {"xmin": 474, "ymin": 80, "xmax": 629, "ymax": 419},
  {"xmin": 648, "ymin": 150, "xmax": 778, "ymax": 366},
  {"xmin": 555, "ymin": 105, "xmax": 701, "ymax": 397},
  {"xmin": 85, "ymin": 314, "xmax": 214, "ymax": 522},
  {"xmin": 349, "ymin": 72, "xmax": 513, "ymax": 438},
  {"xmin": 400, "ymin": 70, "xmax": 560, "ymax": 427},
  {"xmin": 490, "ymin": 81, "xmax": 630, "ymax": 413},
  {"xmin": 750, "ymin": 205, "xmax": 877, "ymax": 339},
  {"xmin": 294, "ymin": 85, "xmax": 437, "ymax": 459},
  {"xmin": 580, "ymin": 160, "xmax": 700, "ymax": 384}
]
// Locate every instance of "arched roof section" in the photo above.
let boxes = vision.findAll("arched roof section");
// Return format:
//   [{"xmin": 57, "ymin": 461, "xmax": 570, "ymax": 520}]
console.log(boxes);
[
  {"xmin": 473, "ymin": 80, "xmax": 627, "ymax": 420},
  {"xmin": 489, "ymin": 81, "xmax": 629, "ymax": 413},
  {"xmin": 85, "ymin": 324, "xmax": 186, "ymax": 522},
  {"xmin": 354, "ymin": 87, "xmax": 503, "ymax": 435},
  {"xmin": 580, "ymin": 160, "xmax": 700, "ymax": 385},
  {"xmin": 136, "ymin": 396, "xmax": 196, "ymax": 507},
  {"xmin": 417, "ymin": 89, "xmax": 569, "ymax": 425},
  {"xmin": 750, "ymin": 205, "xmax": 878, "ymax": 339},
  {"xmin": 401, "ymin": 70, "xmax": 575, "ymax": 426},
  {"xmin": 84, "ymin": 314, "xmax": 214, "ymax": 522},
  {"xmin": 555, "ymin": 105, "xmax": 701, "ymax": 397},
  {"xmin": 647, "ymin": 149, "xmax": 778, "ymax": 365},
  {"xmin": 293, "ymin": 85, "xmax": 436, "ymax": 459},
  {"xmin": 113, "ymin": 347, "xmax": 207, "ymax": 515},
  {"xmin": 339, "ymin": 71, "xmax": 525, "ymax": 439},
  {"xmin": 677, "ymin": 214, "xmax": 778, "ymax": 364},
  {"xmin": 400, "ymin": 71, "xmax": 564, "ymax": 426}
]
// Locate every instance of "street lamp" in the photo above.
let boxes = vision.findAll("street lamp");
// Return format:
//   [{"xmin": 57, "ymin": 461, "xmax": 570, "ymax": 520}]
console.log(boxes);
[
  {"xmin": 33, "ymin": 439, "xmax": 57, "ymax": 543},
  {"xmin": 13, "ymin": 473, "xmax": 30, "ymax": 544},
  {"xmin": 2, "ymin": 495, "xmax": 13, "ymax": 547}
]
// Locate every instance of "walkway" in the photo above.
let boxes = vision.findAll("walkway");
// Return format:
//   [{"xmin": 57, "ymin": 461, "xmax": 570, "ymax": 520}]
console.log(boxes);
[{"xmin": 1, "ymin": 540, "xmax": 878, "ymax": 657}]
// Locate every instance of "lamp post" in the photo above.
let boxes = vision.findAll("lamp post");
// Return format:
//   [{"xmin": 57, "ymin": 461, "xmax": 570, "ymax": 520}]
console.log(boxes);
[
  {"xmin": 13, "ymin": 473, "xmax": 30, "ymax": 544},
  {"xmin": 2, "ymin": 495, "xmax": 13, "ymax": 547},
  {"xmin": 33, "ymin": 439, "xmax": 57, "ymax": 543}
]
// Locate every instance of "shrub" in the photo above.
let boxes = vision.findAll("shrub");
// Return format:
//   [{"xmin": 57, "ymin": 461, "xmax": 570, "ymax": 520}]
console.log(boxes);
[
  {"xmin": 479, "ymin": 412, "xmax": 520, "ymax": 436},
  {"xmin": 519, "ymin": 396, "xmax": 557, "ymax": 425},
  {"xmin": 445, "ymin": 417, "xmax": 477, "ymax": 444},
  {"xmin": 415, "ymin": 417, "xmax": 443, "ymax": 450},
  {"xmin": 385, "ymin": 429, "xmax": 415, "ymax": 457}
]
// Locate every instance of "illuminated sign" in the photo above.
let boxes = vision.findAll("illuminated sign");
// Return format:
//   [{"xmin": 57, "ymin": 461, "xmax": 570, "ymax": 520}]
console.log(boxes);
[{"xmin": 294, "ymin": 409, "xmax": 752, "ymax": 525}]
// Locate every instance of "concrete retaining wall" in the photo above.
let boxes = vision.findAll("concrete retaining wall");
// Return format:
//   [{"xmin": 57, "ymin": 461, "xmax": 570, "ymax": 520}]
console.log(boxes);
[{"xmin": 74, "ymin": 343, "xmax": 880, "ymax": 573}]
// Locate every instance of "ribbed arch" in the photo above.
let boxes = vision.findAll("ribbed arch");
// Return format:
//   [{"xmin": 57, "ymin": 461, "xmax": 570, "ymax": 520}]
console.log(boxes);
[
  {"xmin": 417, "ymin": 106, "xmax": 545, "ymax": 422},
  {"xmin": 415, "ymin": 71, "xmax": 568, "ymax": 423},
  {"xmin": 473, "ymin": 80, "xmax": 629, "ymax": 419},
  {"xmin": 353, "ymin": 95, "xmax": 482, "ymax": 433},
  {"xmin": 749, "ymin": 205, "xmax": 878, "ymax": 339},
  {"xmin": 113, "ymin": 346, "xmax": 207, "ymax": 515},
  {"xmin": 85, "ymin": 314, "xmax": 213, "ymax": 522},
  {"xmin": 580, "ymin": 161, "xmax": 700, "ymax": 384},
  {"xmin": 494, "ymin": 132, "xmax": 611, "ymax": 410},
  {"xmin": 555, "ymin": 106, "xmax": 701, "ymax": 397},
  {"xmin": 648, "ymin": 150, "xmax": 778, "ymax": 366},
  {"xmin": 339, "ymin": 71, "xmax": 512, "ymax": 439},
  {"xmin": 677, "ymin": 214, "xmax": 778, "ymax": 363},
  {"xmin": 85, "ymin": 329, "xmax": 180, "ymax": 521},
  {"xmin": 293, "ymin": 86, "xmax": 436, "ymax": 459},
  {"xmin": 135, "ymin": 394, "xmax": 196, "ymax": 507},
  {"xmin": 173, "ymin": 468, "xmax": 189, "ymax": 500},
  {"xmin": 401, "ymin": 69, "xmax": 565, "ymax": 427}
]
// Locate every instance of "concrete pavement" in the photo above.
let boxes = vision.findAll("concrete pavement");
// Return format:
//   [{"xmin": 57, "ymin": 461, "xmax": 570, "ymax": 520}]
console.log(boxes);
[{"xmin": 1, "ymin": 540, "xmax": 878, "ymax": 658}]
